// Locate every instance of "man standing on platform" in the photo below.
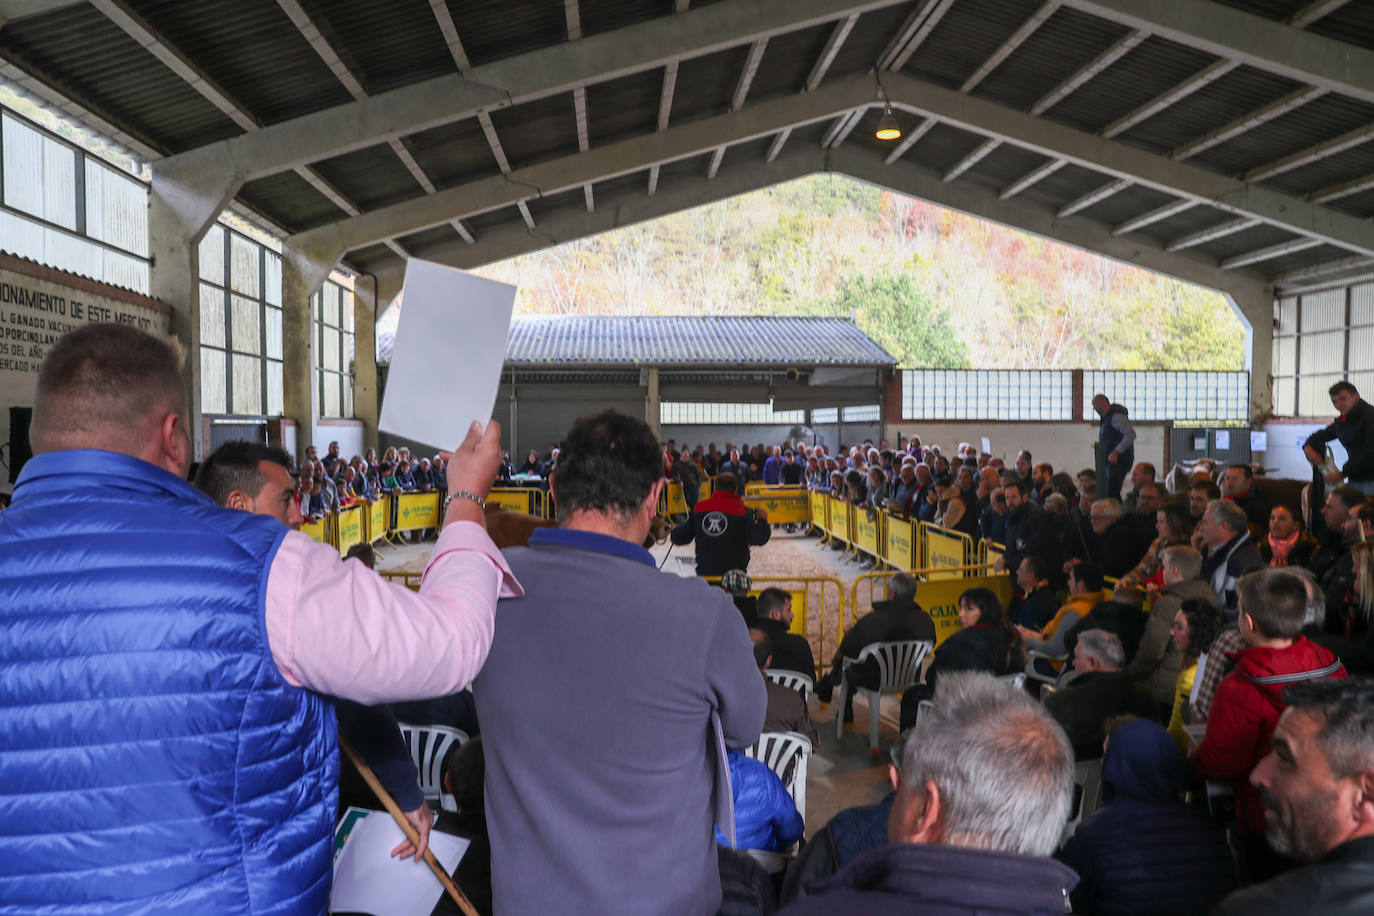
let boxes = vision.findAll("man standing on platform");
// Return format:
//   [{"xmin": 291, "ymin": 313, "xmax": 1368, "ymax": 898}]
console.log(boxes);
[
  {"xmin": 1304, "ymin": 381, "xmax": 1374, "ymax": 498},
  {"xmin": 476, "ymin": 409, "xmax": 765, "ymax": 916},
  {"xmin": 1092, "ymin": 393, "xmax": 1136, "ymax": 501}
]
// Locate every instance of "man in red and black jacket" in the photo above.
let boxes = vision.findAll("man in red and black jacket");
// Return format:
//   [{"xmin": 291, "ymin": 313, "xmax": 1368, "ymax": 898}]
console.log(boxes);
[{"xmin": 670, "ymin": 472, "xmax": 770, "ymax": 576}]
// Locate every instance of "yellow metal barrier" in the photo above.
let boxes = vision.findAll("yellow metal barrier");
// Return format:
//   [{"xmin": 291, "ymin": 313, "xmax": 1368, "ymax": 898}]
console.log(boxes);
[
  {"xmin": 336, "ymin": 504, "xmax": 365, "ymax": 556},
  {"xmin": 852, "ymin": 507, "xmax": 881, "ymax": 561},
  {"xmin": 745, "ymin": 486, "xmax": 810, "ymax": 526},
  {"xmin": 706, "ymin": 574, "xmax": 846, "ymax": 672},
  {"xmin": 918, "ymin": 522, "xmax": 973, "ymax": 580},
  {"xmin": 883, "ymin": 513, "xmax": 917, "ymax": 569},
  {"xmin": 489, "ymin": 486, "xmax": 548, "ymax": 518},
  {"xmin": 850, "ymin": 570, "xmax": 1014, "ymax": 649},
  {"xmin": 300, "ymin": 515, "xmax": 330, "ymax": 545},
  {"xmin": 366, "ymin": 495, "xmax": 391, "ymax": 544},
  {"xmin": 979, "ymin": 539, "xmax": 1005, "ymax": 570},
  {"xmin": 808, "ymin": 490, "xmax": 830, "ymax": 539},
  {"xmin": 829, "ymin": 497, "xmax": 851, "ymax": 552},
  {"xmin": 394, "ymin": 491, "xmax": 442, "ymax": 533}
]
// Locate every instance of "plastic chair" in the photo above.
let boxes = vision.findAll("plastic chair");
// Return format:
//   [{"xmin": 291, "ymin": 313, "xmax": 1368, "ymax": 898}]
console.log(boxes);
[
  {"xmin": 398, "ymin": 723, "xmax": 469, "ymax": 812},
  {"xmin": 1025, "ymin": 649, "xmax": 1068, "ymax": 688},
  {"xmin": 764, "ymin": 668, "xmax": 814, "ymax": 704},
  {"xmin": 1060, "ymin": 758, "xmax": 1104, "ymax": 846},
  {"xmin": 743, "ymin": 730, "xmax": 813, "ymax": 821},
  {"xmin": 997, "ymin": 672, "xmax": 1027, "ymax": 691},
  {"xmin": 834, "ymin": 640, "xmax": 933, "ymax": 753}
]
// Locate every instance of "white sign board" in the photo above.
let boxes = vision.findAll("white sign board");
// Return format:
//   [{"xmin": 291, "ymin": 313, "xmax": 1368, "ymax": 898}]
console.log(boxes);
[
  {"xmin": 1215, "ymin": 430, "xmax": 1230, "ymax": 451},
  {"xmin": 1250, "ymin": 430, "xmax": 1267, "ymax": 452},
  {"xmin": 379, "ymin": 259, "xmax": 516, "ymax": 451},
  {"xmin": 330, "ymin": 811, "xmax": 470, "ymax": 915}
]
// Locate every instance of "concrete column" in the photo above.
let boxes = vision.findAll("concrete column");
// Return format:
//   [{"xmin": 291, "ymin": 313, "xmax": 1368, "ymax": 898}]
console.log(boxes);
[
  {"xmin": 1224, "ymin": 282, "xmax": 1277, "ymax": 421},
  {"xmin": 148, "ymin": 166, "xmax": 233, "ymax": 460},
  {"xmin": 350, "ymin": 269, "xmax": 401, "ymax": 445},
  {"xmin": 281, "ymin": 253, "xmax": 320, "ymax": 456},
  {"xmin": 645, "ymin": 367, "xmax": 660, "ymax": 438}
]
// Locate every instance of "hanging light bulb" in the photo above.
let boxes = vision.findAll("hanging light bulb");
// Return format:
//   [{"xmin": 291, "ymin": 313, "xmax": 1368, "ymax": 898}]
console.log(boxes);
[{"xmin": 875, "ymin": 104, "xmax": 902, "ymax": 141}]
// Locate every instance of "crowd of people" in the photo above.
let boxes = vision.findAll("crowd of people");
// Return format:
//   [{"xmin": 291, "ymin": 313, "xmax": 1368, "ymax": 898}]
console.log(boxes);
[{"xmin": 6, "ymin": 322, "xmax": 1374, "ymax": 915}]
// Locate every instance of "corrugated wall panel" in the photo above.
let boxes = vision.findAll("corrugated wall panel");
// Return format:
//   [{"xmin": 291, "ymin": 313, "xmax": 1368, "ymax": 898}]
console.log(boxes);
[
  {"xmin": 1301, "ymin": 289, "xmax": 1345, "ymax": 331},
  {"xmin": 85, "ymin": 159, "xmax": 149, "ymax": 257}
]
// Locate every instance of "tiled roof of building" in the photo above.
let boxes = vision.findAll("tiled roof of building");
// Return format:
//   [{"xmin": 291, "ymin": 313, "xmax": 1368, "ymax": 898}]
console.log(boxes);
[{"xmin": 378, "ymin": 315, "xmax": 895, "ymax": 367}]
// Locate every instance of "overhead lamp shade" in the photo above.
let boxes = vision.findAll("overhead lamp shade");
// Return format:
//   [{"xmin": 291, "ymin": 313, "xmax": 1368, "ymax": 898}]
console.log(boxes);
[{"xmin": 875, "ymin": 105, "xmax": 901, "ymax": 141}]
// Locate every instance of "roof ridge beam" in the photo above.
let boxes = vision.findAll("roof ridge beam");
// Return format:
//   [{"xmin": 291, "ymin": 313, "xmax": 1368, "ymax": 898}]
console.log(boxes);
[
  {"xmin": 882, "ymin": 72, "xmax": 1374, "ymax": 257},
  {"xmin": 156, "ymin": 0, "xmax": 909, "ymax": 185},
  {"xmin": 1059, "ymin": 0, "xmax": 1374, "ymax": 105},
  {"xmin": 289, "ymin": 74, "xmax": 876, "ymax": 261}
]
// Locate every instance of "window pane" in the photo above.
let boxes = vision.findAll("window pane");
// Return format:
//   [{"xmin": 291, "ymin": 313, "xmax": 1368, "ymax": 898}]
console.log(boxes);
[
  {"xmin": 200, "ymin": 347, "xmax": 227, "ymax": 414},
  {"xmin": 322, "ymin": 326, "xmax": 340, "ymax": 371},
  {"xmin": 264, "ymin": 252, "xmax": 282, "ymax": 306},
  {"xmin": 231, "ymin": 295, "xmax": 261, "ymax": 354},
  {"xmin": 265, "ymin": 306, "xmax": 282, "ymax": 359},
  {"xmin": 199, "ymin": 225, "xmax": 225, "ymax": 284},
  {"xmin": 230, "ymin": 233, "xmax": 260, "ymax": 297},
  {"xmin": 199, "ymin": 284, "xmax": 225, "ymax": 347},
  {"xmin": 343, "ymin": 379, "xmax": 354, "ymax": 419},
  {"xmin": 266, "ymin": 359, "xmax": 284, "ymax": 415},
  {"xmin": 232, "ymin": 354, "xmax": 262, "ymax": 415},
  {"xmin": 322, "ymin": 374, "xmax": 340, "ymax": 417}
]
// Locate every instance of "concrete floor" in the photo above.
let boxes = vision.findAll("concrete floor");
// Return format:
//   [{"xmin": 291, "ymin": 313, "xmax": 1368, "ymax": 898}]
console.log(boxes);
[{"xmin": 376, "ymin": 526, "xmax": 894, "ymax": 838}]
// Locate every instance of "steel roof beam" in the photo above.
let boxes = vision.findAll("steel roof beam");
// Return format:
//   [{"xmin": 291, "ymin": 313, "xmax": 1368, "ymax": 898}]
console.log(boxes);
[
  {"xmin": 998, "ymin": 156, "xmax": 1065, "ymax": 199},
  {"xmin": 942, "ymin": 137, "xmax": 1000, "ymax": 182},
  {"xmin": 1272, "ymin": 253, "xmax": 1374, "ymax": 287},
  {"xmin": 1164, "ymin": 217, "xmax": 1260, "ymax": 252},
  {"xmin": 290, "ymin": 73, "xmax": 875, "ymax": 263},
  {"xmin": 1030, "ymin": 30, "xmax": 1145, "ymax": 116},
  {"xmin": 732, "ymin": 39, "xmax": 769, "ymax": 111},
  {"xmin": 1245, "ymin": 123, "xmax": 1374, "ymax": 182},
  {"xmin": 881, "ymin": 72, "xmax": 1374, "ymax": 256},
  {"xmin": 1061, "ymin": 0, "xmax": 1374, "ymax": 106},
  {"xmin": 959, "ymin": 0, "xmax": 1059, "ymax": 94},
  {"xmin": 1311, "ymin": 171, "xmax": 1374, "ymax": 204},
  {"xmin": 1169, "ymin": 85, "xmax": 1327, "ymax": 161},
  {"xmin": 156, "ymin": 0, "xmax": 908, "ymax": 188},
  {"xmin": 833, "ymin": 145, "xmax": 1272, "ymax": 301},
  {"xmin": 882, "ymin": 116, "xmax": 936, "ymax": 164},
  {"xmin": 1112, "ymin": 198, "xmax": 1193, "ymax": 235},
  {"xmin": 1058, "ymin": 179, "xmax": 1130, "ymax": 217},
  {"xmin": 1220, "ymin": 237, "xmax": 1324, "ymax": 269},
  {"xmin": 877, "ymin": 0, "xmax": 956, "ymax": 72},
  {"xmin": 406, "ymin": 148, "xmax": 825, "ymax": 270},
  {"xmin": 1289, "ymin": 0, "xmax": 1351, "ymax": 28},
  {"xmin": 1101, "ymin": 59, "xmax": 1239, "ymax": 139},
  {"xmin": 806, "ymin": 13, "xmax": 858, "ymax": 91}
]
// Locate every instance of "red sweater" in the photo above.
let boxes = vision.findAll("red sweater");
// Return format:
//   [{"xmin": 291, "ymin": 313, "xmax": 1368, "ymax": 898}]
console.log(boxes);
[{"xmin": 1190, "ymin": 636, "xmax": 1346, "ymax": 832}]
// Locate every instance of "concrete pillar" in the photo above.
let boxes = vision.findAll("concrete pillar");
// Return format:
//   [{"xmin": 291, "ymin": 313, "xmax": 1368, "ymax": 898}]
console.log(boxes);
[
  {"xmin": 351, "ymin": 269, "xmax": 401, "ymax": 445},
  {"xmin": 645, "ymin": 367, "xmax": 660, "ymax": 438},
  {"xmin": 148, "ymin": 166, "xmax": 234, "ymax": 460},
  {"xmin": 1224, "ymin": 282, "xmax": 1277, "ymax": 421},
  {"xmin": 281, "ymin": 253, "xmax": 320, "ymax": 456}
]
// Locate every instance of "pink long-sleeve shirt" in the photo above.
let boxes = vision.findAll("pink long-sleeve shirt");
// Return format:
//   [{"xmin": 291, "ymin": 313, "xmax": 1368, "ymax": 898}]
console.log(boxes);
[{"xmin": 265, "ymin": 520, "xmax": 522, "ymax": 704}]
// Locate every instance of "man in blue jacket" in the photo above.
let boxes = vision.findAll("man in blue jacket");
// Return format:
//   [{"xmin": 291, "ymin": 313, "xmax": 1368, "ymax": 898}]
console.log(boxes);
[{"xmin": 0, "ymin": 323, "xmax": 517, "ymax": 914}]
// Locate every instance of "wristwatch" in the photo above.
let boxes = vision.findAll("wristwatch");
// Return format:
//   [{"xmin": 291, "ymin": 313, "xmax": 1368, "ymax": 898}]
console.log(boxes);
[{"xmin": 443, "ymin": 490, "xmax": 487, "ymax": 513}]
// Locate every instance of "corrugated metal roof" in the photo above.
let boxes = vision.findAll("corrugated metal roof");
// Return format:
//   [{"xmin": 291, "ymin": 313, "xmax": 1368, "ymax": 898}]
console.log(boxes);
[{"xmin": 378, "ymin": 315, "xmax": 896, "ymax": 366}]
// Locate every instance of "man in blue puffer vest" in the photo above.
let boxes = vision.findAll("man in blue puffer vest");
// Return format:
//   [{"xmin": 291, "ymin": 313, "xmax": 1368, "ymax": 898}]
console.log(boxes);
[{"xmin": 0, "ymin": 323, "xmax": 520, "ymax": 914}]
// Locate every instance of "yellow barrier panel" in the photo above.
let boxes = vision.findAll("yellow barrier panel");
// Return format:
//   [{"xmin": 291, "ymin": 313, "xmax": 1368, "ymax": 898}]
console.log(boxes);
[
  {"xmin": 850, "ymin": 571, "xmax": 1014, "ymax": 648},
  {"xmin": 300, "ymin": 516, "xmax": 329, "ymax": 544},
  {"xmin": 336, "ymin": 504, "xmax": 365, "ymax": 556},
  {"xmin": 394, "ymin": 491, "xmax": 441, "ymax": 532},
  {"xmin": 665, "ymin": 482, "xmax": 690, "ymax": 515},
  {"xmin": 368, "ymin": 495, "xmax": 391, "ymax": 544},
  {"xmin": 919, "ymin": 522, "xmax": 972, "ymax": 580},
  {"xmin": 488, "ymin": 489, "xmax": 533, "ymax": 513},
  {"xmin": 852, "ymin": 507, "xmax": 880, "ymax": 559},
  {"xmin": 744, "ymin": 480, "xmax": 766, "ymax": 496},
  {"xmin": 883, "ymin": 513, "xmax": 917, "ymax": 569},
  {"xmin": 705, "ymin": 574, "xmax": 846, "ymax": 672},
  {"xmin": 808, "ymin": 490, "xmax": 830, "ymax": 538},
  {"xmin": 745, "ymin": 486, "xmax": 810, "ymax": 525},
  {"xmin": 980, "ymin": 539, "xmax": 1005, "ymax": 570},
  {"xmin": 830, "ymin": 497, "xmax": 850, "ymax": 547}
]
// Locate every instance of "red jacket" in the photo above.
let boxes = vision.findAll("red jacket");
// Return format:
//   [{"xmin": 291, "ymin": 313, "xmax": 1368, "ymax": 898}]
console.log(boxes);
[{"xmin": 1190, "ymin": 636, "xmax": 1346, "ymax": 832}]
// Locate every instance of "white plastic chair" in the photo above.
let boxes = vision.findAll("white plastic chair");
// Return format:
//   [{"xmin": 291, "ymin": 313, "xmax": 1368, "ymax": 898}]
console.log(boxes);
[
  {"xmin": 743, "ymin": 730, "xmax": 813, "ymax": 821},
  {"xmin": 764, "ymin": 668, "xmax": 815, "ymax": 704},
  {"xmin": 1025, "ymin": 648, "xmax": 1068, "ymax": 688},
  {"xmin": 398, "ymin": 724, "xmax": 469, "ymax": 812},
  {"xmin": 997, "ymin": 672, "xmax": 1027, "ymax": 691},
  {"xmin": 1060, "ymin": 758, "xmax": 1104, "ymax": 846},
  {"xmin": 834, "ymin": 640, "xmax": 933, "ymax": 753}
]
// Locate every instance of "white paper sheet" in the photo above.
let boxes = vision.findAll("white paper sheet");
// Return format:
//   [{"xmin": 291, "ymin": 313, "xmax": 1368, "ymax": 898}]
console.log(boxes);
[
  {"xmin": 980, "ymin": 437, "xmax": 991, "ymax": 456},
  {"xmin": 330, "ymin": 813, "xmax": 470, "ymax": 915},
  {"xmin": 379, "ymin": 258, "xmax": 517, "ymax": 452}
]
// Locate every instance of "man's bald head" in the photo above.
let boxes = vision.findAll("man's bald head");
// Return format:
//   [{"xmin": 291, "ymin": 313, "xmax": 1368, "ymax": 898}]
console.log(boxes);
[{"xmin": 31, "ymin": 323, "xmax": 189, "ymax": 474}]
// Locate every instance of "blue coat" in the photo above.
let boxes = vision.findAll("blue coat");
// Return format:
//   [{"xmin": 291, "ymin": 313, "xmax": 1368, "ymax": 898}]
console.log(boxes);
[
  {"xmin": 1058, "ymin": 720, "xmax": 1235, "ymax": 914},
  {"xmin": 0, "ymin": 450, "xmax": 337, "ymax": 914},
  {"xmin": 715, "ymin": 750, "xmax": 804, "ymax": 853}
]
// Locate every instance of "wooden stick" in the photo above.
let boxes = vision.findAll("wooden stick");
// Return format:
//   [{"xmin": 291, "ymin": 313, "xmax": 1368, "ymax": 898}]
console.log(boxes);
[{"xmin": 338, "ymin": 736, "xmax": 478, "ymax": 916}]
